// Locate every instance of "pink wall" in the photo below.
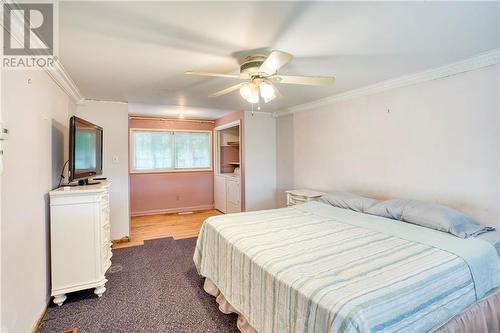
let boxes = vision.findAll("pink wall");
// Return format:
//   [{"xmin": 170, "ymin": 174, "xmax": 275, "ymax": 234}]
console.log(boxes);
[
  {"xmin": 130, "ymin": 171, "xmax": 214, "ymax": 215},
  {"xmin": 215, "ymin": 111, "xmax": 246, "ymax": 211},
  {"xmin": 129, "ymin": 117, "xmax": 215, "ymax": 216},
  {"xmin": 214, "ymin": 111, "xmax": 244, "ymax": 128},
  {"xmin": 220, "ymin": 146, "xmax": 239, "ymax": 173}
]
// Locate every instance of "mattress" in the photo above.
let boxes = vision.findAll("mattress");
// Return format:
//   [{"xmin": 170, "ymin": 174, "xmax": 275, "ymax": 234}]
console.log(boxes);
[{"xmin": 194, "ymin": 202, "xmax": 500, "ymax": 333}]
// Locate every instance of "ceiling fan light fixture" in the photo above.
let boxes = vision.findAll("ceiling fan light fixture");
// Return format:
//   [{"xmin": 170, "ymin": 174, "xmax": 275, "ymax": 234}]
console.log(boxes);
[
  {"xmin": 241, "ymin": 82, "xmax": 259, "ymax": 104},
  {"xmin": 189, "ymin": 50, "xmax": 334, "ymax": 105},
  {"xmin": 246, "ymin": 91, "xmax": 259, "ymax": 104},
  {"xmin": 259, "ymin": 81, "xmax": 275, "ymax": 100},
  {"xmin": 239, "ymin": 83, "xmax": 252, "ymax": 99}
]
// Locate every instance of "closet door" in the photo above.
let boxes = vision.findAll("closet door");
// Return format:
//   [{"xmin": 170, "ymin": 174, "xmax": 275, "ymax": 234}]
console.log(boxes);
[
  {"xmin": 214, "ymin": 175, "xmax": 226, "ymax": 213},
  {"xmin": 226, "ymin": 178, "xmax": 240, "ymax": 213}
]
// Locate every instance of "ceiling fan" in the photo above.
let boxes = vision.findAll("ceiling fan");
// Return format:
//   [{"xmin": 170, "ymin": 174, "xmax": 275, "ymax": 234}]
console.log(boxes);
[{"xmin": 185, "ymin": 50, "xmax": 335, "ymax": 105}]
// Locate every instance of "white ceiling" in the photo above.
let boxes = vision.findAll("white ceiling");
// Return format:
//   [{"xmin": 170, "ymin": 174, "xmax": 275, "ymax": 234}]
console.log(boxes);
[{"xmin": 59, "ymin": 1, "xmax": 500, "ymax": 117}]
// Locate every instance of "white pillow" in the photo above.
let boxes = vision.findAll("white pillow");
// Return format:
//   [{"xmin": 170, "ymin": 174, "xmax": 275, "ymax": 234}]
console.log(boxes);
[
  {"xmin": 318, "ymin": 191, "xmax": 379, "ymax": 213},
  {"xmin": 366, "ymin": 199, "xmax": 495, "ymax": 238}
]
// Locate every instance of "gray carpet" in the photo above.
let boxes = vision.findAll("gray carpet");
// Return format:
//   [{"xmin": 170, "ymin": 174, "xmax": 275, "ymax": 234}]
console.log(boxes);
[{"xmin": 39, "ymin": 237, "xmax": 238, "ymax": 333}]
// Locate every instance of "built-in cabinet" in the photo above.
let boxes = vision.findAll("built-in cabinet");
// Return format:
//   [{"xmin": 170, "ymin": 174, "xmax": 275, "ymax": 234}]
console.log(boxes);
[
  {"xmin": 215, "ymin": 174, "xmax": 241, "ymax": 213},
  {"xmin": 214, "ymin": 121, "xmax": 242, "ymax": 213},
  {"xmin": 226, "ymin": 176, "xmax": 240, "ymax": 213},
  {"xmin": 49, "ymin": 181, "xmax": 112, "ymax": 306}
]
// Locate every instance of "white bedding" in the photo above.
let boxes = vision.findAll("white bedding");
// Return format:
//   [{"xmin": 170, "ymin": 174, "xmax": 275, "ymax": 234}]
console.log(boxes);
[{"xmin": 194, "ymin": 202, "xmax": 500, "ymax": 333}]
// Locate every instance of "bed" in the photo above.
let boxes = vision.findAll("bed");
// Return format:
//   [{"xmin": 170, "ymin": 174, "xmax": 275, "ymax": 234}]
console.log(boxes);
[{"xmin": 193, "ymin": 201, "xmax": 500, "ymax": 333}]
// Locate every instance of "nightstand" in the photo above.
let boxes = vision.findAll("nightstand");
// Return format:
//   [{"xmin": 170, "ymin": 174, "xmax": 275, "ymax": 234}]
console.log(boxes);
[{"xmin": 286, "ymin": 189, "xmax": 326, "ymax": 206}]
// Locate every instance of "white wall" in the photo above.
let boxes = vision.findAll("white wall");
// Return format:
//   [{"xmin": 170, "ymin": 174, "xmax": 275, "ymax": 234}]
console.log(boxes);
[
  {"xmin": 244, "ymin": 112, "xmax": 277, "ymax": 210},
  {"xmin": 1, "ymin": 70, "xmax": 73, "ymax": 332},
  {"xmin": 278, "ymin": 64, "xmax": 500, "ymax": 227},
  {"xmin": 75, "ymin": 101, "xmax": 130, "ymax": 240},
  {"xmin": 276, "ymin": 114, "xmax": 294, "ymax": 207},
  {"xmin": 0, "ymin": 56, "xmax": 3, "ymax": 333}
]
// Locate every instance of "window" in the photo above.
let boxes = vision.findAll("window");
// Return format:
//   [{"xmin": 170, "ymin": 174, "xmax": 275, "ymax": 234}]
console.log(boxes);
[{"xmin": 131, "ymin": 130, "xmax": 211, "ymax": 172}]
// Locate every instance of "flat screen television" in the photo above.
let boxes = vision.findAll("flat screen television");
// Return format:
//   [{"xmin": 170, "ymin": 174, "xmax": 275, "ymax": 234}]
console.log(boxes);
[{"xmin": 69, "ymin": 116, "xmax": 103, "ymax": 185}]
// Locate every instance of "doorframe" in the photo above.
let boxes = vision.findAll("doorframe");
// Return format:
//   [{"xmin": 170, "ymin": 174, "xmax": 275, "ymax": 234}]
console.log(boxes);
[{"xmin": 214, "ymin": 120, "xmax": 241, "ymax": 175}]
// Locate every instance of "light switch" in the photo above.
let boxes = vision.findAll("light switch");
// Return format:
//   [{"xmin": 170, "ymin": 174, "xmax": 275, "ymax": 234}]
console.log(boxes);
[{"xmin": 112, "ymin": 155, "xmax": 119, "ymax": 164}]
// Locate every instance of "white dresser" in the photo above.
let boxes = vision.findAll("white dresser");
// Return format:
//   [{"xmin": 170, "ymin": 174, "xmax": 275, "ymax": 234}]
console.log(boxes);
[{"xmin": 49, "ymin": 181, "xmax": 112, "ymax": 306}]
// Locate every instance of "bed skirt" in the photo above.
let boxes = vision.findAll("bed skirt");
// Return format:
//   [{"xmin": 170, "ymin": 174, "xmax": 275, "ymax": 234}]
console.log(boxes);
[
  {"xmin": 203, "ymin": 278, "xmax": 500, "ymax": 333},
  {"xmin": 203, "ymin": 278, "xmax": 256, "ymax": 333}
]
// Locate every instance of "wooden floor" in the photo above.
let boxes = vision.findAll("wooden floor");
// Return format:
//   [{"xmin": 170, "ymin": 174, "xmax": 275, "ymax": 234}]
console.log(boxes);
[{"xmin": 113, "ymin": 209, "xmax": 222, "ymax": 249}]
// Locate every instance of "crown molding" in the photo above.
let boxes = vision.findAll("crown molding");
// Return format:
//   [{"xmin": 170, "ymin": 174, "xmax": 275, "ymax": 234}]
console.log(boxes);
[
  {"xmin": 45, "ymin": 61, "xmax": 85, "ymax": 104},
  {"xmin": 275, "ymin": 48, "xmax": 500, "ymax": 117},
  {"xmin": 0, "ymin": 0, "xmax": 85, "ymax": 104},
  {"xmin": 83, "ymin": 99, "xmax": 128, "ymax": 105}
]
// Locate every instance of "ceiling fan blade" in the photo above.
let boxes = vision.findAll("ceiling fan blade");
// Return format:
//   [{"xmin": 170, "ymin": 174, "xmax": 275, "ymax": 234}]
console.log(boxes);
[
  {"xmin": 185, "ymin": 71, "xmax": 248, "ymax": 79},
  {"xmin": 274, "ymin": 75, "xmax": 335, "ymax": 86},
  {"xmin": 258, "ymin": 50, "xmax": 293, "ymax": 76},
  {"xmin": 209, "ymin": 83, "xmax": 243, "ymax": 97}
]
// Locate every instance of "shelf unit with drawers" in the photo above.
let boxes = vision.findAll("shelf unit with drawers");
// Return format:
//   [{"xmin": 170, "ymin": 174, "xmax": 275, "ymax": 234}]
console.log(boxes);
[
  {"xmin": 49, "ymin": 181, "xmax": 112, "ymax": 306},
  {"xmin": 285, "ymin": 189, "xmax": 325, "ymax": 206},
  {"xmin": 214, "ymin": 120, "xmax": 242, "ymax": 213}
]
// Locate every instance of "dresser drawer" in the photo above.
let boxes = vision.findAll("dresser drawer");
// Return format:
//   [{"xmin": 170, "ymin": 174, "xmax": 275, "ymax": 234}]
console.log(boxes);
[
  {"xmin": 286, "ymin": 189, "xmax": 325, "ymax": 206},
  {"xmin": 288, "ymin": 196, "xmax": 310, "ymax": 206}
]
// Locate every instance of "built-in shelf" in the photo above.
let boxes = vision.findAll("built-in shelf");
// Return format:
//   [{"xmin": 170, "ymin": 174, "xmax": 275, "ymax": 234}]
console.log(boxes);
[{"xmin": 215, "ymin": 120, "xmax": 242, "ymax": 214}]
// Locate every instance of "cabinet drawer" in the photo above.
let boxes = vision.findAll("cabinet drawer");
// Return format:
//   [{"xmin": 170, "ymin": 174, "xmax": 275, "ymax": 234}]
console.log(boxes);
[{"xmin": 288, "ymin": 195, "xmax": 309, "ymax": 206}]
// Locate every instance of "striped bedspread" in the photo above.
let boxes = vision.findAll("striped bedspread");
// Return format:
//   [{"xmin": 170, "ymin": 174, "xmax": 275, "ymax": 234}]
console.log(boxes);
[{"xmin": 193, "ymin": 202, "xmax": 500, "ymax": 333}]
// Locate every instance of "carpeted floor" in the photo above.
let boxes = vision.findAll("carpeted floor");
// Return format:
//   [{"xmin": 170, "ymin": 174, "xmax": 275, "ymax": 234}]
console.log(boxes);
[{"xmin": 39, "ymin": 237, "xmax": 238, "ymax": 333}]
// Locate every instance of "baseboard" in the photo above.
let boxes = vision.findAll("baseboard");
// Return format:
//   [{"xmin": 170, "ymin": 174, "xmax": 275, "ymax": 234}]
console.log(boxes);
[
  {"xmin": 111, "ymin": 236, "xmax": 130, "ymax": 245},
  {"xmin": 32, "ymin": 302, "xmax": 48, "ymax": 333},
  {"xmin": 131, "ymin": 204, "xmax": 215, "ymax": 217}
]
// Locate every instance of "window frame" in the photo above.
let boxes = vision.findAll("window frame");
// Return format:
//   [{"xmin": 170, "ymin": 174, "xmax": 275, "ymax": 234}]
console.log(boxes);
[{"xmin": 129, "ymin": 128, "xmax": 213, "ymax": 174}]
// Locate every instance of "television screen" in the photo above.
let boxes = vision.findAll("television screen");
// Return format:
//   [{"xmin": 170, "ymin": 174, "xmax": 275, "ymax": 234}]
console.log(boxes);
[{"xmin": 69, "ymin": 116, "xmax": 103, "ymax": 183}]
